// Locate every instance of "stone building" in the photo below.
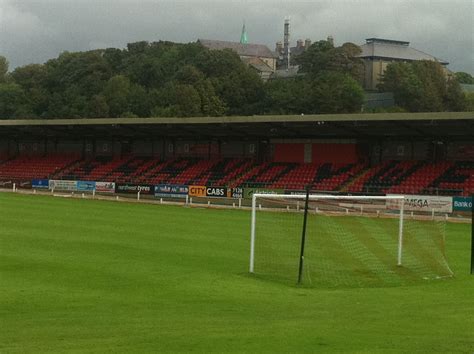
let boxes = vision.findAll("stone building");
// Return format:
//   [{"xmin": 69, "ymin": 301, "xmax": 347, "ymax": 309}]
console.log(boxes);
[
  {"xmin": 198, "ymin": 39, "xmax": 277, "ymax": 81},
  {"xmin": 357, "ymin": 38, "xmax": 449, "ymax": 90}
]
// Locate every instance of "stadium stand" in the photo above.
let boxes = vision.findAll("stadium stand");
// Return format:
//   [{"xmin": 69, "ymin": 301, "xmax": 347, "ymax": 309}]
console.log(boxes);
[
  {"xmin": 0, "ymin": 154, "xmax": 79, "ymax": 181},
  {"xmin": 427, "ymin": 161, "xmax": 474, "ymax": 196},
  {"xmin": 0, "ymin": 113, "xmax": 472, "ymax": 196},
  {"xmin": 387, "ymin": 161, "xmax": 452, "ymax": 195},
  {"xmin": 53, "ymin": 155, "xmax": 131, "ymax": 182},
  {"xmin": 0, "ymin": 154, "xmax": 473, "ymax": 196}
]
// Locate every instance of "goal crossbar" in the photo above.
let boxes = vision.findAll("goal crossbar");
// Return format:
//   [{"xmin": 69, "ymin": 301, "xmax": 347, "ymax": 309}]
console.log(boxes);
[{"xmin": 252, "ymin": 193, "xmax": 406, "ymax": 200}]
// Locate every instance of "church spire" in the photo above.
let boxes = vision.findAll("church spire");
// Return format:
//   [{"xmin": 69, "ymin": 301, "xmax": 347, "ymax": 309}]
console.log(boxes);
[{"xmin": 240, "ymin": 22, "xmax": 248, "ymax": 44}]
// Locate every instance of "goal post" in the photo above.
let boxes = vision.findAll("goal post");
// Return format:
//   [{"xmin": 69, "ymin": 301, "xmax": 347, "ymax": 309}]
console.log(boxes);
[
  {"xmin": 249, "ymin": 193, "xmax": 452, "ymax": 287},
  {"xmin": 471, "ymin": 193, "xmax": 473, "ymax": 275},
  {"xmin": 250, "ymin": 194, "xmax": 406, "ymax": 273}
]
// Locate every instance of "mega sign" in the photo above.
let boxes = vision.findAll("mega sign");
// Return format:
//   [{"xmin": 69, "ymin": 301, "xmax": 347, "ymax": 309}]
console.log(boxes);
[{"xmin": 387, "ymin": 194, "xmax": 453, "ymax": 213}]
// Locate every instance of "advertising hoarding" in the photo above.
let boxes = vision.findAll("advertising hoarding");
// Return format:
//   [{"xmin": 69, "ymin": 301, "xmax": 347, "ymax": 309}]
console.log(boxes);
[
  {"xmin": 387, "ymin": 194, "xmax": 453, "ymax": 213},
  {"xmin": 154, "ymin": 184, "xmax": 189, "ymax": 198},
  {"xmin": 95, "ymin": 181, "xmax": 116, "ymax": 193},
  {"xmin": 453, "ymin": 197, "xmax": 472, "ymax": 212},
  {"xmin": 48, "ymin": 179, "xmax": 77, "ymax": 191},
  {"xmin": 32, "ymin": 179, "xmax": 49, "ymax": 189},
  {"xmin": 115, "ymin": 184, "xmax": 154, "ymax": 195},
  {"xmin": 205, "ymin": 187, "xmax": 228, "ymax": 197},
  {"xmin": 188, "ymin": 185, "xmax": 206, "ymax": 197},
  {"xmin": 230, "ymin": 187, "xmax": 244, "ymax": 198},
  {"xmin": 76, "ymin": 180, "xmax": 96, "ymax": 192},
  {"xmin": 243, "ymin": 188, "xmax": 284, "ymax": 199}
]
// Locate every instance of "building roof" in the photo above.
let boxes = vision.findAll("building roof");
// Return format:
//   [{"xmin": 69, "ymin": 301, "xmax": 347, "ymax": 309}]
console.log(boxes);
[
  {"xmin": 198, "ymin": 39, "xmax": 278, "ymax": 59},
  {"xmin": 357, "ymin": 38, "xmax": 448, "ymax": 65},
  {"xmin": 290, "ymin": 46, "xmax": 305, "ymax": 57},
  {"xmin": 242, "ymin": 57, "xmax": 274, "ymax": 73},
  {"xmin": 0, "ymin": 112, "xmax": 471, "ymax": 140}
]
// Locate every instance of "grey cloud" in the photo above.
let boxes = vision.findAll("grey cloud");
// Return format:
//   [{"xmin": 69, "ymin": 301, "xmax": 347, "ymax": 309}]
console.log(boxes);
[{"xmin": 0, "ymin": 0, "xmax": 472, "ymax": 73}]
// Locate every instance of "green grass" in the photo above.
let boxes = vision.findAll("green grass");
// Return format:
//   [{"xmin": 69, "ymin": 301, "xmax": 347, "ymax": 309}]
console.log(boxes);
[{"xmin": 0, "ymin": 193, "xmax": 473, "ymax": 353}]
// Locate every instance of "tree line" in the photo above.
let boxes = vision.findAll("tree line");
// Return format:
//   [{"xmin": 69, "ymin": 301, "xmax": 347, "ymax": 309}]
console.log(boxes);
[{"xmin": 0, "ymin": 39, "xmax": 470, "ymax": 119}]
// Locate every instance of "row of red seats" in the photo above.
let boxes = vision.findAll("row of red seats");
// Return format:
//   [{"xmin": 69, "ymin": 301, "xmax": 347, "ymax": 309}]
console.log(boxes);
[
  {"xmin": 271, "ymin": 164, "xmax": 320, "ymax": 189},
  {"xmin": 0, "ymin": 155, "xmax": 79, "ymax": 180},
  {"xmin": 386, "ymin": 161, "xmax": 452, "ymax": 194},
  {"xmin": 1, "ymin": 155, "xmax": 473, "ymax": 196}
]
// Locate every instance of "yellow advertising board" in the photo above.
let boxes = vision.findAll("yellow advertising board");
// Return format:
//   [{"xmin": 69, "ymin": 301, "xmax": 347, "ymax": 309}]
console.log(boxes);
[{"xmin": 189, "ymin": 185, "xmax": 206, "ymax": 197}]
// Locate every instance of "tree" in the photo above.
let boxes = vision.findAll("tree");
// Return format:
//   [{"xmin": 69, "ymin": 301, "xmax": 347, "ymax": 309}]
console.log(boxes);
[
  {"xmin": 87, "ymin": 94, "xmax": 109, "ymax": 118},
  {"xmin": 0, "ymin": 56, "xmax": 9, "ymax": 83},
  {"xmin": 103, "ymin": 48, "xmax": 125, "ymax": 74},
  {"xmin": 263, "ymin": 78, "xmax": 312, "ymax": 114},
  {"xmin": 172, "ymin": 65, "xmax": 226, "ymax": 116},
  {"xmin": 103, "ymin": 75, "xmax": 131, "ymax": 117},
  {"xmin": 309, "ymin": 71, "xmax": 365, "ymax": 113},
  {"xmin": 44, "ymin": 50, "xmax": 111, "ymax": 97},
  {"xmin": 151, "ymin": 83, "xmax": 202, "ymax": 117},
  {"xmin": 11, "ymin": 64, "xmax": 49, "ymax": 117},
  {"xmin": 128, "ymin": 84, "xmax": 152, "ymax": 117},
  {"xmin": 327, "ymin": 42, "xmax": 364, "ymax": 82},
  {"xmin": 294, "ymin": 40, "xmax": 334, "ymax": 75},
  {"xmin": 445, "ymin": 78, "xmax": 467, "ymax": 111},
  {"xmin": 194, "ymin": 79, "xmax": 227, "ymax": 116},
  {"xmin": 193, "ymin": 48, "xmax": 244, "ymax": 78},
  {"xmin": 464, "ymin": 92, "xmax": 474, "ymax": 111},
  {"xmin": 0, "ymin": 83, "xmax": 27, "ymax": 118},
  {"xmin": 380, "ymin": 60, "xmax": 467, "ymax": 112},
  {"xmin": 167, "ymin": 84, "xmax": 201, "ymax": 117},
  {"xmin": 455, "ymin": 72, "xmax": 474, "ymax": 84},
  {"xmin": 174, "ymin": 65, "xmax": 205, "ymax": 85},
  {"xmin": 46, "ymin": 92, "xmax": 68, "ymax": 118}
]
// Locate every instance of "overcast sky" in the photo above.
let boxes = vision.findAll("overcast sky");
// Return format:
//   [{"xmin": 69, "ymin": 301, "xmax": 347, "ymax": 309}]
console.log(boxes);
[{"xmin": 0, "ymin": 0, "xmax": 472, "ymax": 73}]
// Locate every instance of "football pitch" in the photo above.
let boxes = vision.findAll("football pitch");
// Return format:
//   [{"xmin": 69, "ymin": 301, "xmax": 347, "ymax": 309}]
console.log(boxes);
[{"xmin": 1, "ymin": 193, "xmax": 473, "ymax": 353}]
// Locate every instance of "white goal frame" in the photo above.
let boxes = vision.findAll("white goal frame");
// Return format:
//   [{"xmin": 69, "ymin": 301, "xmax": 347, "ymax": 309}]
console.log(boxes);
[{"xmin": 249, "ymin": 193, "xmax": 405, "ymax": 273}]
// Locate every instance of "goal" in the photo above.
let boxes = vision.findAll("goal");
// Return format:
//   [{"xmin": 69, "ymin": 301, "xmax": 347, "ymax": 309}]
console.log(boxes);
[{"xmin": 249, "ymin": 193, "xmax": 453, "ymax": 287}]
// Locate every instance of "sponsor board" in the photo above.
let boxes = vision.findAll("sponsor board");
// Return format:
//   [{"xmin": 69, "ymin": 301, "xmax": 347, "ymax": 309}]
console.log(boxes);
[
  {"xmin": 95, "ymin": 181, "xmax": 116, "ymax": 193},
  {"xmin": 48, "ymin": 179, "xmax": 77, "ymax": 191},
  {"xmin": 32, "ymin": 179, "xmax": 49, "ymax": 189},
  {"xmin": 453, "ymin": 197, "xmax": 472, "ymax": 212},
  {"xmin": 188, "ymin": 185, "xmax": 207, "ymax": 197},
  {"xmin": 154, "ymin": 184, "xmax": 189, "ymax": 198},
  {"xmin": 387, "ymin": 194, "xmax": 453, "ymax": 213},
  {"xmin": 243, "ymin": 188, "xmax": 284, "ymax": 199},
  {"xmin": 115, "ymin": 183, "xmax": 154, "ymax": 195},
  {"xmin": 206, "ymin": 187, "xmax": 227, "ymax": 197},
  {"xmin": 76, "ymin": 180, "xmax": 96, "ymax": 192},
  {"xmin": 230, "ymin": 187, "xmax": 243, "ymax": 198}
]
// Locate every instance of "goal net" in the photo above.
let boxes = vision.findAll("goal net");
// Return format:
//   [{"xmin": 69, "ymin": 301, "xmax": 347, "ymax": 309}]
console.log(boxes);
[{"xmin": 250, "ymin": 193, "xmax": 453, "ymax": 287}]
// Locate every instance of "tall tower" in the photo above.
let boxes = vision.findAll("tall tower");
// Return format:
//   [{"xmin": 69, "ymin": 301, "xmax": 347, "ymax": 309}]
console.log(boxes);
[
  {"xmin": 240, "ymin": 22, "xmax": 248, "ymax": 44},
  {"xmin": 283, "ymin": 17, "xmax": 290, "ymax": 70}
]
